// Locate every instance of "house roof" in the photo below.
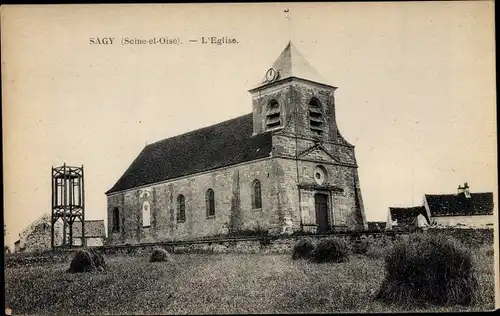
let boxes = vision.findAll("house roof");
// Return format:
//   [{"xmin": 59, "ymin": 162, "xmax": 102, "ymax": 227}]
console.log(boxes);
[
  {"xmin": 389, "ymin": 206, "xmax": 428, "ymax": 226},
  {"xmin": 425, "ymin": 192, "xmax": 494, "ymax": 216},
  {"xmin": 20, "ymin": 212, "xmax": 50, "ymax": 236},
  {"xmin": 72, "ymin": 220, "xmax": 106, "ymax": 238},
  {"xmin": 106, "ymin": 114, "xmax": 273, "ymax": 194},
  {"xmin": 251, "ymin": 41, "xmax": 334, "ymax": 90}
]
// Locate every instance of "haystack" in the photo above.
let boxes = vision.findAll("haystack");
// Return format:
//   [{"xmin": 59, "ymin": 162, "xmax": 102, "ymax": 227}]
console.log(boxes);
[
  {"xmin": 376, "ymin": 232, "xmax": 478, "ymax": 306},
  {"xmin": 292, "ymin": 238, "xmax": 315, "ymax": 260},
  {"xmin": 311, "ymin": 237, "xmax": 349, "ymax": 263},
  {"xmin": 89, "ymin": 249, "xmax": 106, "ymax": 271},
  {"xmin": 67, "ymin": 248, "xmax": 106, "ymax": 273},
  {"xmin": 150, "ymin": 247, "xmax": 172, "ymax": 263}
]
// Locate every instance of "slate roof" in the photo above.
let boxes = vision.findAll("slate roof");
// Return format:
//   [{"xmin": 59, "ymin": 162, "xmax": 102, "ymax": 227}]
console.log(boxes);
[
  {"xmin": 72, "ymin": 220, "xmax": 106, "ymax": 238},
  {"xmin": 106, "ymin": 114, "xmax": 273, "ymax": 194},
  {"xmin": 425, "ymin": 193, "xmax": 494, "ymax": 216},
  {"xmin": 389, "ymin": 206, "xmax": 428, "ymax": 227},
  {"xmin": 251, "ymin": 41, "xmax": 334, "ymax": 90}
]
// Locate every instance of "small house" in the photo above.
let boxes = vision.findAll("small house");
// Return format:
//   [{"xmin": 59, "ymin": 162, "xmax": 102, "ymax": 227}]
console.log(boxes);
[
  {"xmin": 386, "ymin": 183, "xmax": 495, "ymax": 230},
  {"xmin": 15, "ymin": 213, "xmax": 107, "ymax": 253},
  {"xmin": 386, "ymin": 206, "xmax": 430, "ymax": 231},
  {"xmin": 424, "ymin": 183, "xmax": 494, "ymax": 228},
  {"xmin": 71, "ymin": 220, "xmax": 106, "ymax": 246}
]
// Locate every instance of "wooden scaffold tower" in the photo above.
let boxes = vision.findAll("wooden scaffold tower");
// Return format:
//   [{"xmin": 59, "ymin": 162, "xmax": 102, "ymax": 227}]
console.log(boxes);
[{"xmin": 51, "ymin": 163, "xmax": 85, "ymax": 248}]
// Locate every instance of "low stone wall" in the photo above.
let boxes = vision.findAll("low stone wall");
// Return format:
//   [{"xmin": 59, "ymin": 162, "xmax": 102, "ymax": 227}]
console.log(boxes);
[
  {"xmin": 5, "ymin": 228, "xmax": 493, "ymax": 267},
  {"xmin": 96, "ymin": 231, "xmax": 411, "ymax": 256},
  {"xmin": 4, "ymin": 232, "xmax": 412, "ymax": 264},
  {"xmin": 425, "ymin": 227, "xmax": 494, "ymax": 247},
  {"xmin": 4, "ymin": 249, "xmax": 74, "ymax": 268}
]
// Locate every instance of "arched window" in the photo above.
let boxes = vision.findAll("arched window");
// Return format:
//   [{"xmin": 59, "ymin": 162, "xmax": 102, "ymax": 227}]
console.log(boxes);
[
  {"xmin": 177, "ymin": 194, "xmax": 186, "ymax": 223},
  {"xmin": 309, "ymin": 97, "xmax": 323, "ymax": 134},
  {"xmin": 266, "ymin": 100, "xmax": 282, "ymax": 130},
  {"xmin": 206, "ymin": 189, "xmax": 215, "ymax": 218},
  {"xmin": 142, "ymin": 201, "xmax": 151, "ymax": 227},
  {"xmin": 252, "ymin": 180, "xmax": 262, "ymax": 209},
  {"xmin": 112, "ymin": 207, "xmax": 120, "ymax": 232}
]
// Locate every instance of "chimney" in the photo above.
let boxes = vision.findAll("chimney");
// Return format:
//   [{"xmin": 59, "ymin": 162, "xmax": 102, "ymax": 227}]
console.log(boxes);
[{"xmin": 464, "ymin": 182, "xmax": 471, "ymax": 198}]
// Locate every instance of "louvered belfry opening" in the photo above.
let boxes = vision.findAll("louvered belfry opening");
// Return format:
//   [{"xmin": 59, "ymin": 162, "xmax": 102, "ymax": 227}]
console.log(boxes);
[
  {"xmin": 309, "ymin": 98, "xmax": 323, "ymax": 134},
  {"xmin": 266, "ymin": 100, "xmax": 281, "ymax": 130}
]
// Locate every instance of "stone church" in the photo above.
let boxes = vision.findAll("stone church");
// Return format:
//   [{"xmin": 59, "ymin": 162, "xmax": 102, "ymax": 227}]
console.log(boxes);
[{"xmin": 105, "ymin": 41, "xmax": 367, "ymax": 245}]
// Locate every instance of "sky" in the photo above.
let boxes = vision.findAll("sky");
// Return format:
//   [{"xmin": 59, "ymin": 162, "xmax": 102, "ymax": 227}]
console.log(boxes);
[{"xmin": 2, "ymin": 2, "xmax": 497, "ymax": 247}]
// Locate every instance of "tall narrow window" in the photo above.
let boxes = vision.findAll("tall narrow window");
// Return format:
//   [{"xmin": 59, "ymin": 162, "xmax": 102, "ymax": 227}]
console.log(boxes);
[
  {"xmin": 266, "ymin": 100, "xmax": 282, "ymax": 130},
  {"xmin": 309, "ymin": 97, "xmax": 323, "ymax": 134},
  {"xmin": 252, "ymin": 180, "xmax": 262, "ymax": 209},
  {"xmin": 112, "ymin": 207, "xmax": 120, "ymax": 232},
  {"xmin": 206, "ymin": 189, "xmax": 215, "ymax": 217},
  {"xmin": 142, "ymin": 201, "xmax": 151, "ymax": 227},
  {"xmin": 177, "ymin": 194, "xmax": 186, "ymax": 223}
]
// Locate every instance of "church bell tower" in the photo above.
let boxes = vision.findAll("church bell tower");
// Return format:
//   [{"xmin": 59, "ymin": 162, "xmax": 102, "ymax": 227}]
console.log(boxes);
[
  {"xmin": 249, "ymin": 41, "xmax": 339, "ymax": 142},
  {"xmin": 248, "ymin": 41, "xmax": 368, "ymax": 232}
]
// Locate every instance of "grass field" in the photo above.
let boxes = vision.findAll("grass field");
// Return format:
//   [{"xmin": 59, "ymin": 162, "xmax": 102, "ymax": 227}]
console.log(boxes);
[{"xmin": 4, "ymin": 248, "xmax": 496, "ymax": 315}]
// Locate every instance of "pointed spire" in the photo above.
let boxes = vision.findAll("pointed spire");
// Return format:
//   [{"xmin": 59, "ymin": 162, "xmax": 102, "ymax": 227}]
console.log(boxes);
[{"xmin": 251, "ymin": 41, "xmax": 333, "ymax": 90}]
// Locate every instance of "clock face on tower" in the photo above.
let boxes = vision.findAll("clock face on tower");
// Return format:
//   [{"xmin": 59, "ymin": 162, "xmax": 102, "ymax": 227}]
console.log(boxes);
[{"xmin": 265, "ymin": 68, "xmax": 277, "ymax": 82}]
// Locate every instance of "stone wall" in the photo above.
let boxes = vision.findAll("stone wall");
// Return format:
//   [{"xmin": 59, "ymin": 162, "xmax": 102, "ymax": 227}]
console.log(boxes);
[
  {"xmin": 6, "ymin": 229, "xmax": 493, "ymax": 268},
  {"xmin": 72, "ymin": 237, "xmax": 104, "ymax": 247},
  {"xmin": 22, "ymin": 224, "xmax": 53, "ymax": 252},
  {"xmin": 5, "ymin": 249, "xmax": 73, "ymax": 268},
  {"xmin": 99, "ymin": 228, "xmax": 493, "ymax": 256},
  {"xmin": 19, "ymin": 218, "xmax": 64, "ymax": 253},
  {"xmin": 275, "ymin": 158, "xmax": 365, "ymax": 231},
  {"xmin": 107, "ymin": 151, "xmax": 366, "ymax": 245},
  {"xmin": 250, "ymin": 79, "xmax": 337, "ymax": 142},
  {"xmin": 107, "ymin": 158, "xmax": 282, "ymax": 245},
  {"xmin": 4, "ymin": 233, "xmax": 400, "ymax": 268},
  {"xmin": 97, "ymin": 232, "xmax": 410, "ymax": 256},
  {"xmin": 272, "ymin": 134, "xmax": 356, "ymax": 166},
  {"xmin": 431, "ymin": 215, "xmax": 495, "ymax": 228},
  {"xmin": 425, "ymin": 227, "xmax": 494, "ymax": 247}
]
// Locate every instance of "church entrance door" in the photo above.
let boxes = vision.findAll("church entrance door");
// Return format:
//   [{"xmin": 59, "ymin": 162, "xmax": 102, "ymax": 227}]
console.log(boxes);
[{"xmin": 315, "ymin": 193, "xmax": 329, "ymax": 233}]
